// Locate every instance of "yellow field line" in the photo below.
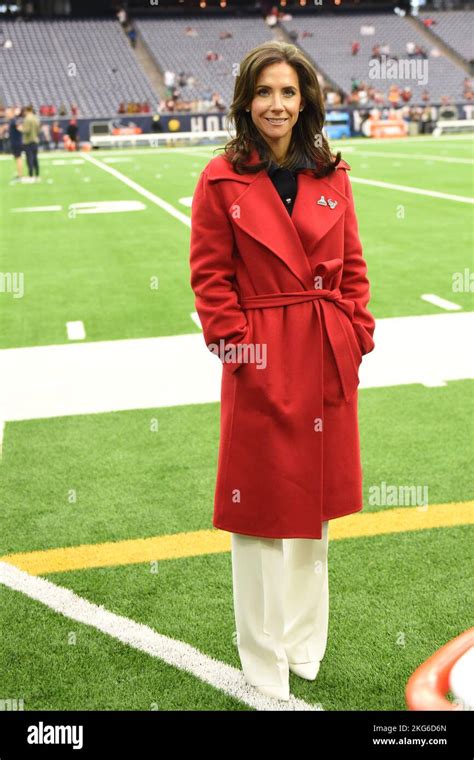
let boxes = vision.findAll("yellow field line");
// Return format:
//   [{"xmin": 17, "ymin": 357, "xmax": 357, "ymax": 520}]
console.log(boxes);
[{"xmin": 0, "ymin": 501, "xmax": 472, "ymax": 576}]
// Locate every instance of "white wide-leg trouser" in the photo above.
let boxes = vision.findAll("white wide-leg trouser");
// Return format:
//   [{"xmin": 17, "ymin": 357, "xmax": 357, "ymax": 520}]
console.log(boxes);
[{"xmin": 230, "ymin": 521, "xmax": 329, "ymax": 688}]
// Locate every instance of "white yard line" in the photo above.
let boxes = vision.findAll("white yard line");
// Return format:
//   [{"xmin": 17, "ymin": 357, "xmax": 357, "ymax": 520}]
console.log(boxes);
[
  {"xmin": 82, "ymin": 153, "xmax": 191, "ymax": 226},
  {"xmin": 0, "ymin": 312, "xmax": 473, "ymax": 423},
  {"xmin": 333, "ymin": 135, "xmax": 474, "ymax": 146},
  {"xmin": 350, "ymin": 176, "xmax": 473, "ymax": 203},
  {"xmin": 11, "ymin": 205, "xmax": 63, "ymax": 213},
  {"xmin": 347, "ymin": 150, "xmax": 473, "ymax": 165},
  {"xmin": 421, "ymin": 294, "xmax": 462, "ymax": 311},
  {"xmin": 0, "ymin": 562, "xmax": 318, "ymax": 712},
  {"xmin": 69, "ymin": 200, "xmax": 146, "ymax": 214}
]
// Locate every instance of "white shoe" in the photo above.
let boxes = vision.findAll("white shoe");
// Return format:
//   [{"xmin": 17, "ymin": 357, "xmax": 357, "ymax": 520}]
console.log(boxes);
[
  {"xmin": 289, "ymin": 660, "xmax": 321, "ymax": 680},
  {"xmin": 253, "ymin": 683, "xmax": 290, "ymax": 701}
]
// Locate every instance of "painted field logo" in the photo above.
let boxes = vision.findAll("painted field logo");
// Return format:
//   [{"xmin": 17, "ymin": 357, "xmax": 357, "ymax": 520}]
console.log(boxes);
[{"xmin": 27, "ymin": 721, "xmax": 83, "ymax": 750}]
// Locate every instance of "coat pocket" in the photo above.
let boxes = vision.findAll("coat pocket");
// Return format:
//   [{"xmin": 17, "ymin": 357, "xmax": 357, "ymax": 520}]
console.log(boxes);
[{"xmin": 322, "ymin": 305, "xmax": 362, "ymax": 406}]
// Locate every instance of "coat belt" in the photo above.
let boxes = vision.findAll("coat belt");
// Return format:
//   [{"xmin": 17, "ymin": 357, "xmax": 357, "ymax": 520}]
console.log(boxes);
[{"xmin": 240, "ymin": 288, "xmax": 360, "ymax": 404}]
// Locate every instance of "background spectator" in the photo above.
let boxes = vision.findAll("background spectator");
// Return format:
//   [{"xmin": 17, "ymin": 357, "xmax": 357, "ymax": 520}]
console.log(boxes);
[
  {"xmin": 5, "ymin": 106, "xmax": 23, "ymax": 182},
  {"xmin": 22, "ymin": 104, "xmax": 40, "ymax": 180}
]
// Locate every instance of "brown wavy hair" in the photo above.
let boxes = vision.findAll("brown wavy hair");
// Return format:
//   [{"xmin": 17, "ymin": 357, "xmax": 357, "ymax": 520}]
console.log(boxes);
[{"xmin": 216, "ymin": 40, "xmax": 342, "ymax": 179}]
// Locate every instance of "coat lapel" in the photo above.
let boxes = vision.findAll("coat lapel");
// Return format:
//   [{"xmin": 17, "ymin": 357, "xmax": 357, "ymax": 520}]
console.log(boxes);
[{"xmin": 207, "ymin": 147, "xmax": 350, "ymax": 289}]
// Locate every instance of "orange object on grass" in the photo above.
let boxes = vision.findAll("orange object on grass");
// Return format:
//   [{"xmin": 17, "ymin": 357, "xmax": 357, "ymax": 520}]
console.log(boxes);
[{"xmin": 406, "ymin": 627, "xmax": 474, "ymax": 710}]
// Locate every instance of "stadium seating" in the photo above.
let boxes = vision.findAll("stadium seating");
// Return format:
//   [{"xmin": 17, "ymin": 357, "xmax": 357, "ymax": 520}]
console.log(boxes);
[
  {"xmin": 0, "ymin": 13, "xmax": 472, "ymax": 114},
  {"xmin": 0, "ymin": 19, "xmax": 157, "ymax": 116},
  {"xmin": 280, "ymin": 13, "xmax": 472, "ymax": 104},
  {"xmin": 419, "ymin": 11, "xmax": 474, "ymax": 63},
  {"xmin": 135, "ymin": 16, "xmax": 274, "ymax": 110}
]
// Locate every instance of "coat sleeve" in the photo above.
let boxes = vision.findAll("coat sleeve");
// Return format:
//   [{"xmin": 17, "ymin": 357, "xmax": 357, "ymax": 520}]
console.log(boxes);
[
  {"xmin": 189, "ymin": 168, "xmax": 251, "ymax": 374},
  {"xmin": 340, "ymin": 169, "xmax": 376, "ymax": 356}
]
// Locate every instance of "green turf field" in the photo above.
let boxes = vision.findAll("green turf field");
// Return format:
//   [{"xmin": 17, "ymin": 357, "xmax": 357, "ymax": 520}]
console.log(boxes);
[{"xmin": 0, "ymin": 136, "xmax": 473, "ymax": 711}]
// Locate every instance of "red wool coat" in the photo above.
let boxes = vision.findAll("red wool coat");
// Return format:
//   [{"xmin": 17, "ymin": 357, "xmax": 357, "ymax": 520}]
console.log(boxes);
[{"xmin": 189, "ymin": 146, "xmax": 376, "ymax": 539}]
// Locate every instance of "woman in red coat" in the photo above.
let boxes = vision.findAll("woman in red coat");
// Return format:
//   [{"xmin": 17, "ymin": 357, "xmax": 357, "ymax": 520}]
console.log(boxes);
[{"xmin": 189, "ymin": 41, "xmax": 376, "ymax": 703}]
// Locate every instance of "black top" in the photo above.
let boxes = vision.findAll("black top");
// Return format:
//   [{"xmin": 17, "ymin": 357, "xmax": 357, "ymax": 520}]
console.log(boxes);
[
  {"xmin": 8, "ymin": 118, "xmax": 22, "ymax": 148},
  {"xmin": 266, "ymin": 154, "xmax": 316, "ymax": 217}
]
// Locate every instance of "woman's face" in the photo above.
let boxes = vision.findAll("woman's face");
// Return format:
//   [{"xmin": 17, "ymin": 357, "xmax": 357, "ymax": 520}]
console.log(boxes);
[{"xmin": 249, "ymin": 61, "xmax": 304, "ymax": 157}]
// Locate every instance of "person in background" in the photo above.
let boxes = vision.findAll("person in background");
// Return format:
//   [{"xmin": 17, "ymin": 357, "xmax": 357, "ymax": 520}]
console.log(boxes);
[
  {"xmin": 420, "ymin": 105, "xmax": 433, "ymax": 134},
  {"xmin": 40, "ymin": 122, "xmax": 51, "ymax": 150},
  {"xmin": 66, "ymin": 118, "xmax": 79, "ymax": 148},
  {"xmin": 5, "ymin": 106, "xmax": 23, "ymax": 182},
  {"xmin": 125, "ymin": 22, "xmax": 137, "ymax": 48},
  {"xmin": 0, "ymin": 116, "xmax": 7, "ymax": 153},
  {"xmin": 116, "ymin": 6, "xmax": 128, "ymax": 26},
  {"xmin": 388, "ymin": 85, "xmax": 401, "ymax": 108},
  {"xmin": 22, "ymin": 104, "xmax": 41, "ymax": 180},
  {"xmin": 51, "ymin": 121, "xmax": 63, "ymax": 149},
  {"xmin": 463, "ymin": 77, "xmax": 473, "ymax": 101},
  {"xmin": 211, "ymin": 91, "xmax": 226, "ymax": 112},
  {"xmin": 371, "ymin": 44, "xmax": 381, "ymax": 61},
  {"xmin": 265, "ymin": 5, "xmax": 279, "ymax": 27},
  {"xmin": 151, "ymin": 113, "xmax": 163, "ymax": 133}
]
